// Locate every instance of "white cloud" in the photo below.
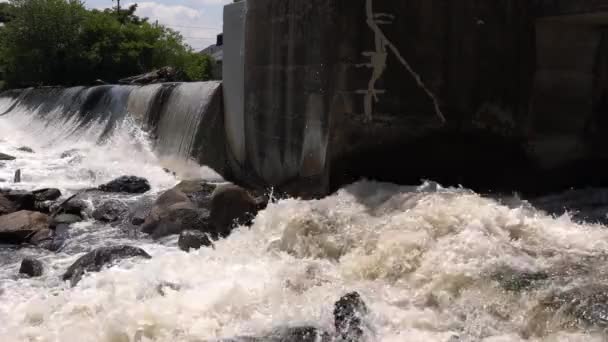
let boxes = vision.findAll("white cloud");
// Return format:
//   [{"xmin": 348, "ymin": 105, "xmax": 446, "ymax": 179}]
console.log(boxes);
[{"xmin": 128, "ymin": 1, "xmax": 223, "ymax": 50}]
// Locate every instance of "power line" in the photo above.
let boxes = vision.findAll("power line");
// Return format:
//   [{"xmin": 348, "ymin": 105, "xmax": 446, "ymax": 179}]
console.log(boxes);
[{"xmin": 165, "ymin": 24, "xmax": 219, "ymax": 30}]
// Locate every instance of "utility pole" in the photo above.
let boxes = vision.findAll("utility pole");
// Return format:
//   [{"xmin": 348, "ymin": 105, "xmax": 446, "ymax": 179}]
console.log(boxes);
[{"xmin": 112, "ymin": 0, "xmax": 121, "ymax": 15}]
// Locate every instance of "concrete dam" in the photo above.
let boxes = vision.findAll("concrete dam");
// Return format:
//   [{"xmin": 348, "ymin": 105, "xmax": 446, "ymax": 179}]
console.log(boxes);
[
  {"xmin": 220, "ymin": 0, "xmax": 608, "ymax": 197},
  {"xmin": 2, "ymin": 0, "xmax": 608, "ymax": 197}
]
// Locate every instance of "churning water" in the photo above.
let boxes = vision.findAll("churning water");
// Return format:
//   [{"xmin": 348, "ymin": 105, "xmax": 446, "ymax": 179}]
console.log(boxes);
[{"xmin": 1, "ymin": 88, "xmax": 608, "ymax": 342}]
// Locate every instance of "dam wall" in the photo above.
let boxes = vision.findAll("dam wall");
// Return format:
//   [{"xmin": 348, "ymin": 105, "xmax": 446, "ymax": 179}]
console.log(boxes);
[{"xmin": 221, "ymin": 0, "xmax": 608, "ymax": 196}]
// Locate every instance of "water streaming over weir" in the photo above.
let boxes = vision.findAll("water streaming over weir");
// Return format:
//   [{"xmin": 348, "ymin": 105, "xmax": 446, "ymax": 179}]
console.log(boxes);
[{"xmin": 1, "ymin": 85, "xmax": 608, "ymax": 341}]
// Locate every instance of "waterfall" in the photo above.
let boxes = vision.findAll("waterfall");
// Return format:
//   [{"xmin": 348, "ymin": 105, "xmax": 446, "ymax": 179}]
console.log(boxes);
[{"xmin": 0, "ymin": 82, "xmax": 224, "ymax": 175}]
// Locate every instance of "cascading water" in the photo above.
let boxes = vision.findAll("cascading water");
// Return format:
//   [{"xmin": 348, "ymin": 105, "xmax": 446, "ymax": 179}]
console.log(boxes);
[{"xmin": 1, "ymin": 85, "xmax": 608, "ymax": 342}]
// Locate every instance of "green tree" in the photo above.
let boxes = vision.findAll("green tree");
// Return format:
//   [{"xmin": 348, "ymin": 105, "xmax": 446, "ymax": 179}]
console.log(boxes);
[{"xmin": 0, "ymin": 0, "xmax": 213, "ymax": 88}]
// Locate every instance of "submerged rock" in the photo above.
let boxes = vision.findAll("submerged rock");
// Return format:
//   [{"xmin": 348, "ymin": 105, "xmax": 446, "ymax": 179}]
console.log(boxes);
[
  {"xmin": 63, "ymin": 245, "xmax": 152, "ymax": 286},
  {"xmin": 178, "ymin": 230, "xmax": 213, "ymax": 251},
  {"xmin": 0, "ymin": 211, "xmax": 51, "ymax": 244},
  {"xmin": 52, "ymin": 213, "xmax": 82, "ymax": 226},
  {"xmin": 212, "ymin": 292, "xmax": 368, "ymax": 342},
  {"xmin": 492, "ymin": 268, "xmax": 549, "ymax": 292},
  {"xmin": 32, "ymin": 188, "xmax": 62, "ymax": 202},
  {"xmin": 19, "ymin": 257, "xmax": 43, "ymax": 277},
  {"xmin": 92, "ymin": 199, "xmax": 129, "ymax": 223},
  {"xmin": 60, "ymin": 149, "xmax": 80, "ymax": 159},
  {"xmin": 99, "ymin": 176, "xmax": 151, "ymax": 194},
  {"xmin": 0, "ymin": 153, "xmax": 15, "ymax": 161},
  {"xmin": 17, "ymin": 146, "xmax": 34, "ymax": 153},
  {"xmin": 526, "ymin": 285, "xmax": 608, "ymax": 337},
  {"xmin": 210, "ymin": 184, "xmax": 259, "ymax": 237}
]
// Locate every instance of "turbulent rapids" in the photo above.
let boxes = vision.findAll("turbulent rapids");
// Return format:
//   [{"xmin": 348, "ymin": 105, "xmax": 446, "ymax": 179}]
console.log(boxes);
[{"xmin": 2, "ymin": 86, "xmax": 608, "ymax": 341}]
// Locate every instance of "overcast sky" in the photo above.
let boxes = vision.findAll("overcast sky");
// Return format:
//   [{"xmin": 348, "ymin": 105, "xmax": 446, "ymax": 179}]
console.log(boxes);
[{"xmin": 0, "ymin": 0, "xmax": 232, "ymax": 50}]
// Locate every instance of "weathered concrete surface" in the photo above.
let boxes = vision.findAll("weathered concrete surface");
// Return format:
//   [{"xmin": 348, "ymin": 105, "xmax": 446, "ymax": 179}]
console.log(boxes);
[
  {"xmin": 218, "ymin": 0, "xmax": 608, "ymax": 197},
  {"xmin": 534, "ymin": 0, "xmax": 608, "ymax": 17}
]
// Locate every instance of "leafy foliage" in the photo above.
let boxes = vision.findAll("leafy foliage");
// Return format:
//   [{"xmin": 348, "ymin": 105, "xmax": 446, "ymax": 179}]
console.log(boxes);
[{"xmin": 0, "ymin": 0, "xmax": 214, "ymax": 87}]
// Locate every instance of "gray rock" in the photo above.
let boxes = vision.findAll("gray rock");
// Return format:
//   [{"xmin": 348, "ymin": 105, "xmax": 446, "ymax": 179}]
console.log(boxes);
[
  {"xmin": 17, "ymin": 146, "xmax": 34, "ymax": 153},
  {"xmin": 173, "ymin": 179, "xmax": 217, "ymax": 207},
  {"xmin": 98, "ymin": 176, "xmax": 150, "ymax": 194},
  {"xmin": 0, "ymin": 153, "xmax": 15, "ymax": 161},
  {"xmin": 60, "ymin": 149, "xmax": 80, "ymax": 159},
  {"xmin": 92, "ymin": 199, "xmax": 129, "ymax": 223},
  {"xmin": 2, "ymin": 190, "xmax": 35, "ymax": 211},
  {"xmin": 0, "ymin": 194, "xmax": 16, "ymax": 216},
  {"xmin": 19, "ymin": 258, "xmax": 43, "ymax": 277},
  {"xmin": 143, "ymin": 202, "xmax": 211, "ymax": 239},
  {"xmin": 13, "ymin": 169, "xmax": 21, "ymax": 183},
  {"xmin": 178, "ymin": 230, "xmax": 213, "ymax": 251},
  {"xmin": 210, "ymin": 184, "xmax": 259, "ymax": 237},
  {"xmin": 334, "ymin": 292, "xmax": 368, "ymax": 340},
  {"xmin": 63, "ymin": 245, "xmax": 152, "ymax": 286},
  {"xmin": 29, "ymin": 229, "xmax": 54, "ymax": 246},
  {"xmin": 0, "ymin": 211, "xmax": 51, "ymax": 244},
  {"xmin": 32, "ymin": 188, "xmax": 62, "ymax": 202},
  {"xmin": 527, "ymin": 285, "xmax": 608, "ymax": 337},
  {"xmin": 54, "ymin": 198, "xmax": 90, "ymax": 218},
  {"xmin": 52, "ymin": 213, "xmax": 82, "ymax": 226}
]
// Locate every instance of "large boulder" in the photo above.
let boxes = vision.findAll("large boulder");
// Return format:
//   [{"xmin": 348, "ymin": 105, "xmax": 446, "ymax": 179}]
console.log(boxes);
[
  {"xmin": 173, "ymin": 179, "xmax": 217, "ymax": 207},
  {"xmin": 32, "ymin": 188, "xmax": 61, "ymax": 202},
  {"xmin": 142, "ymin": 202, "xmax": 211, "ymax": 239},
  {"xmin": 98, "ymin": 176, "xmax": 150, "ymax": 194},
  {"xmin": 19, "ymin": 257, "xmax": 44, "ymax": 277},
  {"xmin": 63, "ymin": 245, "xmax": 152, "ymax": 286},
  {"xmin": 0, "ymin": 211, "xmax": 51, "ymax": 244},
  {"xmin": 0, "ymin": 194, "xmax": 16, "ymax": 216},
  {"xmin": 1, "ymin": 190, "xmax": 35, "ymax": 211},
  {"xmin": 0, "ymin": 152, "xmax": 15, "ymax": 161},
  {"xmin": 178, "ymin": 230, "xmax": 213, "ymax": 251},
  {"xmin": 209, "ymin": 184, "xmax": 259, "ymax": 237},
  {"xmin": 92, "ymin": 199, "xmax": 129, "ymax": 223}
]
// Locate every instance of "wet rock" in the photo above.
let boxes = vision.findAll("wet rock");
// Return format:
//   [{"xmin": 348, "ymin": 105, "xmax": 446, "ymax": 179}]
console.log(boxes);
[
  {"xmin": 2, "ymin": 190, "xmax": 35, "ymax": 211},
  {"xmin": 34, "ymin": 200, "xmax": 54, "ymax": 214},
  {"xmin": 98, "ymin": 176, "xmax": 151, "ymax": 194},
  {"xmin": 492, "ymin": 268, "xmax": 548, "ymax": 292},
  {"xmin": 52, "ymin": 213, "xmax": 82, "ymax": 226},
  {"xmin": 44, "ymin": 223, "xmax": 70, "ymax": 252},
  {"xmin": 527, "ymin": 285, "xmax": 608, "ymax": 337},
  {"xmin": 142, "ymin": 203, "xmax": 211, "ymax": 239},
  {"xmin": 32, "ymin": 188, "xmax": 61, "ymax": 202},
  {"xmin": 53, "ymin": 198, "xmax": 90, "ymax": 218},
  {"xmin": 17, "ymin": 146, "xmax": 34, "ymax": 153},
  {"xmin": 60, "ymin": 149, "xmax": 79, "ymax": 159},
  {"xmin": 0, "ymin": 211, "xmax": 51, "ymax": 244},
  {"xmin": 156, "ymin": 281, "xmax": 181, "ymax": 296},
  {"xmin": 173, "ymin": 179, "xmax": 217, "ymax": 207},
  {"xmin": 210, "ymin": 292, "xmax": 367, "ymax": 342},
  {"xmin": 178, "ymin": 230, "xmax": 213, "ymax": 251},
  {"xmin": 210, "ymin": 184, "xmax": 259, "ymax": 237},
  {"xmin": 0, "ymin": 194, "xmax": 17, "ymax": 216},
  {"xmin": 92, "ymin": 199, "xmax": 129, "ymax": 223},
  {"xmin": 19, "ymin": 258, "xmax": 43, "ymax": 277},
  {"xmin": 29, "ymin": 229, "xmax": 54, "ymax": 246},
  {"xmin": 334, "ymin": 292, "xmax": 369, "ymax": 340},
  {"xmin": 63, "ymin": 245, "xmax": 152, "ymax": 286},
  {"xmin": 13, "ymin": 169, "xmax": 21, "ymax": 183},
  {"xmin": 0, "ymin": 152, "xmax": 15, "ymax": 161}
]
